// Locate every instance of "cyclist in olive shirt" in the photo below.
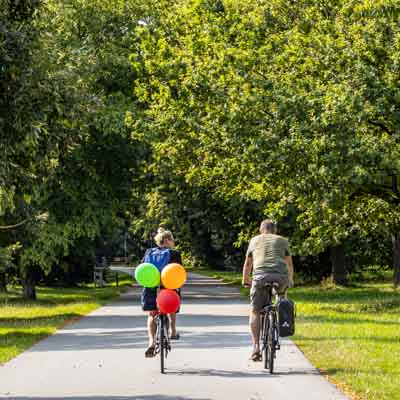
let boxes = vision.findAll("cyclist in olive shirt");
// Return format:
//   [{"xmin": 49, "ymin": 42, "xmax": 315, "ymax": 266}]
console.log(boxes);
[{"xmin": 242, "ymin": 219, "xmax": 294, "ymax": 361}]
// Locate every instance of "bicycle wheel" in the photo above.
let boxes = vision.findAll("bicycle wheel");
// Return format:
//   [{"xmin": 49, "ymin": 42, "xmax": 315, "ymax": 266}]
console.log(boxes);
[
  {"xmin": 264, "ymin": 313, "xmax": 275, "ymax": 373},
  {"xmin": 263, "ymin": 313, "xmax": 270, "ymax": 370},
  {"xmin": 160, "ymin": 315, "xmax": 165, "ymax": 374},
  {"xmin": 268, "ymin": 314, "xmax": 276, "ymax": 373},
  {"xmin": 164, "ymin": 316, "xmax": 171, "ymax": 356}
]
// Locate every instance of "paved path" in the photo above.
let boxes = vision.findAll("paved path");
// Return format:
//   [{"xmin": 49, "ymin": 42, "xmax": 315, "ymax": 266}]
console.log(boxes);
[
  {"xmin": 0, "ymin": 273, "xmax": 349, "ymax": 400},
  {"xmin": 108, "ymin": 266, "xmax": 135, "ymax": 277}
]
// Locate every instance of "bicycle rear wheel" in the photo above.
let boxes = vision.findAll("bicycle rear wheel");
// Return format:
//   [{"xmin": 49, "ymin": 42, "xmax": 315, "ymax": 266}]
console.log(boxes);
[
  {"xmin": 263, "ymin": 313, "xmax": 270, "ymax": 370},
  {"xmin": 269, "ymin": 314, "xmax": 277, "ymax": 373},
  {"xmin": 264, "ymin": 313, "xmax": 275, "ymax": 373}
]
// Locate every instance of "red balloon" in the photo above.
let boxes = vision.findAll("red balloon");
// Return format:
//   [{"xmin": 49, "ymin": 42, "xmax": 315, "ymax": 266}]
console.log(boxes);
[{"xmin": 157, "ymin": 289, "xmax": 180, "ymax": 314}]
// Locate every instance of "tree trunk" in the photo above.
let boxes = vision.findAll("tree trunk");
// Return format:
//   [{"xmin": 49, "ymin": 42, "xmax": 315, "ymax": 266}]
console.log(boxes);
[
  {"xmin": 393, "ymin": 233, "xmax": 400, "ymax": 287},
  {"xmin": 391, "ymin": 173, "xmax": 400, "ymax": 287},
  {"xmin": 22, "ymin": 268, "xmax": 37, "ymax": 300},
  {"xmin": 0, "ymin": 271, "xmax": 7, "ymax": 292},
  {"xmin": 330, "ymin": 244, "xmax": 347, "ymax": 286}
]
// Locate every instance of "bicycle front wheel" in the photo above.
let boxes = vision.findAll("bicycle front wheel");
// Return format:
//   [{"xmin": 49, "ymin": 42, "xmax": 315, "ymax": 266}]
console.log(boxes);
[
  {"xmin": 263, "ymin": 313, "xmax": 270, "ymax": 370},
  {"xmin": 160, "ymin": 315, "xmax": 165, "ymax": 374},
  {"xmin": 265, "ymin": 314, "xmax": 275, "ymax": 373}
]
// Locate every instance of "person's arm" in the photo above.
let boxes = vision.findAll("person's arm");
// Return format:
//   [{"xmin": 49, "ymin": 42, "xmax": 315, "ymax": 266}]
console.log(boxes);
[
  {"xmin": 169, "ymin": 249, "xmax": 182, "ymax": 265},
  {"xmin": 141, "ymin": 248, "xmax": 150, "ymax": 263},
  {"xmin": 242, "ymin": 255, "xmax": 253, "ymax": 287},
  {"xmin": 176, "ymin": 251, "xmax": 183, "ymax": 265},
  {"xmin": 242, "ymin": 238, "xmax": 254, "ymax": 287},
  {"xmin": 284, "ymin": 255, "xmax": 294, "ymax": 287}
]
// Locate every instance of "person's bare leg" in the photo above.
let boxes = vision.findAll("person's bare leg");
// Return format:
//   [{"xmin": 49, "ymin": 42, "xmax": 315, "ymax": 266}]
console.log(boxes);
[
  {"xmin": 147, "ymin": 313, "xmax": 157, "ymax": 347},
  {"xmin": 168, "ymin": 313, "xmax": 177, "ymax": 337},
  {"xmin": 250, "ymin": 309, "xmax": 261, "ymax": 353}
]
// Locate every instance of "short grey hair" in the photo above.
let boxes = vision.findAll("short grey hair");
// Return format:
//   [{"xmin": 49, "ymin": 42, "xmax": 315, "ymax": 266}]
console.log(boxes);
[{"xmin": 260, "ymin": 219, "xmax": 277, "ymax": 234}]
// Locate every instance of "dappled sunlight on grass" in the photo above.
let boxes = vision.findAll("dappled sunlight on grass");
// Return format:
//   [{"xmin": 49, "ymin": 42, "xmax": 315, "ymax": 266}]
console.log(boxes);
[
  {"xmin": 291, "ymin": 286, "xmax": 400, "ymax": 400},
  {"xmin": 0, "ymin": 330, "xmax": 51, "ymax": 363}
]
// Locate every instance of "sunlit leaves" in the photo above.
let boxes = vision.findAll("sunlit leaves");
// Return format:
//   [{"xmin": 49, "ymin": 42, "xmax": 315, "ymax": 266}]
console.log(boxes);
[{"xmin": 132, "ymin": 0, "xmax": 400, "ymax": 261}]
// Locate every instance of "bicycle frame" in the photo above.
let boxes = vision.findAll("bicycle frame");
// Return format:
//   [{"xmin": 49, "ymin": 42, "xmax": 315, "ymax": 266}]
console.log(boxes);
[{"xmin": 260, "ymin": 284, "xmax": 281, "ymax": 373}]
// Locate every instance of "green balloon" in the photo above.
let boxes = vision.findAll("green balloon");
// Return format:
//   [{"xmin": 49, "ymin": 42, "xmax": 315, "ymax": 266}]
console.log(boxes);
[{"xmin": 135, "ymin": 263, "xmax": 160, "ymax": 288}]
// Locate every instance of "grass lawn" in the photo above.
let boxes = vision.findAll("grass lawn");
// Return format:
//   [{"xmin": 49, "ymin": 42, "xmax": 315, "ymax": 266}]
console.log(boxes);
[
  {"xmin": 292, "ymin": 284, "xmax": 400, "ymax": 400},
  {"xmin": 0, "ymin": 276, "xmax": 132, "ymax": 365},
  {"xmin": 195, "ymin": 267, "xmax": 400, "ymax": 400}
]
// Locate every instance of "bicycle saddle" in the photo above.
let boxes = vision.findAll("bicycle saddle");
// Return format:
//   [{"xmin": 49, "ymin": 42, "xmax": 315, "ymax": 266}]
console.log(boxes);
[{"xmin": 264, "ymin": 282, "xmax": 280, "ymax": 288}]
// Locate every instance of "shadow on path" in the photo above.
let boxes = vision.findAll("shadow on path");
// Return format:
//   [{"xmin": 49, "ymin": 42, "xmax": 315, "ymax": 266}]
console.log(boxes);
[
  {"xmin": 2, "ymin": 397, "xmax": 212, "ymax": 400},
  {"xmin": 57, "ymin": 314, "xmax": 246, "ymax": 331},
  {"xmin": 25, "ymin": 274, "xmax": 250, "ymax": 354},
  {"xmin": 119, "ymin": 292, "xmax": 244, "ymax": 305},
  {"xmin": 29, "ymin": 330, "xmax": 250, "ymax": 352},
  {"xmin": 167, "ymin": 367, "xmax": 321, "ymax": 378},
  {"xmin": 167, "ymin": 368, "xmax": 276, "ymax": 378}
]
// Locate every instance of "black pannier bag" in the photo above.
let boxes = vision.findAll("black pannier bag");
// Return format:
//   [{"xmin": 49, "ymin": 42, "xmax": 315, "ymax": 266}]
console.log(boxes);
[{"xmin": 277, "ymin": 297, "xmax": 295, "ymax": 337}]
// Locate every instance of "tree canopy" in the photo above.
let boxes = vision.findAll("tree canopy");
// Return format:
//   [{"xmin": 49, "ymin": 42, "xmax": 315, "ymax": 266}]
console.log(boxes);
[
  {"xmin": 1, "ymin": 0, "xmax": 400, "ymax": 297},
  {"xmin": 131, "ymin": 0, "xmax": 400, "ymax": 283}
]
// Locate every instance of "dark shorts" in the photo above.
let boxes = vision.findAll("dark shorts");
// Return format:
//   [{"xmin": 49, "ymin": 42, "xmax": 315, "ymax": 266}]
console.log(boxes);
[
  {"xmin": 250, "ymin": 273, "xmax": 289, "ymax": 312},
  {"xmin": 141, "ymin": 287, "xmax": 181, "ymax": 313}
]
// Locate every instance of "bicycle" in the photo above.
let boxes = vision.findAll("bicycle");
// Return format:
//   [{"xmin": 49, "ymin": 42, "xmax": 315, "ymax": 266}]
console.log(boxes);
[
  {"xmin": 260, "ymin": 282, "xmax": 281, "ymax": 373},
  {"xmin": 154, "ymin": 311, "xmax": 171, "ymax": 374}
]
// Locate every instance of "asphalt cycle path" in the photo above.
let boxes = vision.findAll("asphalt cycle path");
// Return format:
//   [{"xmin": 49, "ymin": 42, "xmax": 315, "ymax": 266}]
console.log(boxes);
[{"xmin": 0, "ymin": 273, "xmax": 349, "ymax": 400}]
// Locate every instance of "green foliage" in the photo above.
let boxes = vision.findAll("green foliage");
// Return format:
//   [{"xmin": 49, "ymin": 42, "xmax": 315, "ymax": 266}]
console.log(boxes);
[
  {"xmin": 1, "ymin": 0, "xmax": 149, "ymax": 294},
  {"xmin": 131, "ymin": 0, "xmax": 400, "ymax": 278},
  {"xmin": 2, "ymin": 0, "xmax": 399, "ymax": 290}
]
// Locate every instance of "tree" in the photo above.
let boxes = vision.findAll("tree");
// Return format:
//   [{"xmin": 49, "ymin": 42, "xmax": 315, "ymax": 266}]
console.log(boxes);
[
  {"xmin": 0, "ymin": 0, "xmax": 64, "ymax": 297},
  {"xmin": 131, "ymin": 0, "xmax": 400, "ymax": 283},
  {"xmin": 1, "ymin": 0, "xmax": 150, "ymax": 297}
]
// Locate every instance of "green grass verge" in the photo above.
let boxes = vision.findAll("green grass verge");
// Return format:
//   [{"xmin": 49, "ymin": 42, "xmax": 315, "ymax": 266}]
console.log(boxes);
[
  {"xmin": 0, "ymin": 276, "xmax": 132, "ymax": 364},
  {"xmin": 194, "ymin": 267, "xmax": 400, "ymax": 400}
]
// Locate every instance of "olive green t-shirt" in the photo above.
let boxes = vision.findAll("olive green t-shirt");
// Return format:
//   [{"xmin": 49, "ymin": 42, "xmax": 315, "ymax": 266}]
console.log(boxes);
[{"xmin": 246, "ymin": 233, "xmax": 290, "ymax": 276}]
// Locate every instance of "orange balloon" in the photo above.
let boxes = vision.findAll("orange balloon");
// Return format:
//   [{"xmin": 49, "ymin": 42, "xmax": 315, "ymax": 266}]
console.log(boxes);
[{"xmin": 161, "ymin": 263, "xmax": 187, "ymax": 289}]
